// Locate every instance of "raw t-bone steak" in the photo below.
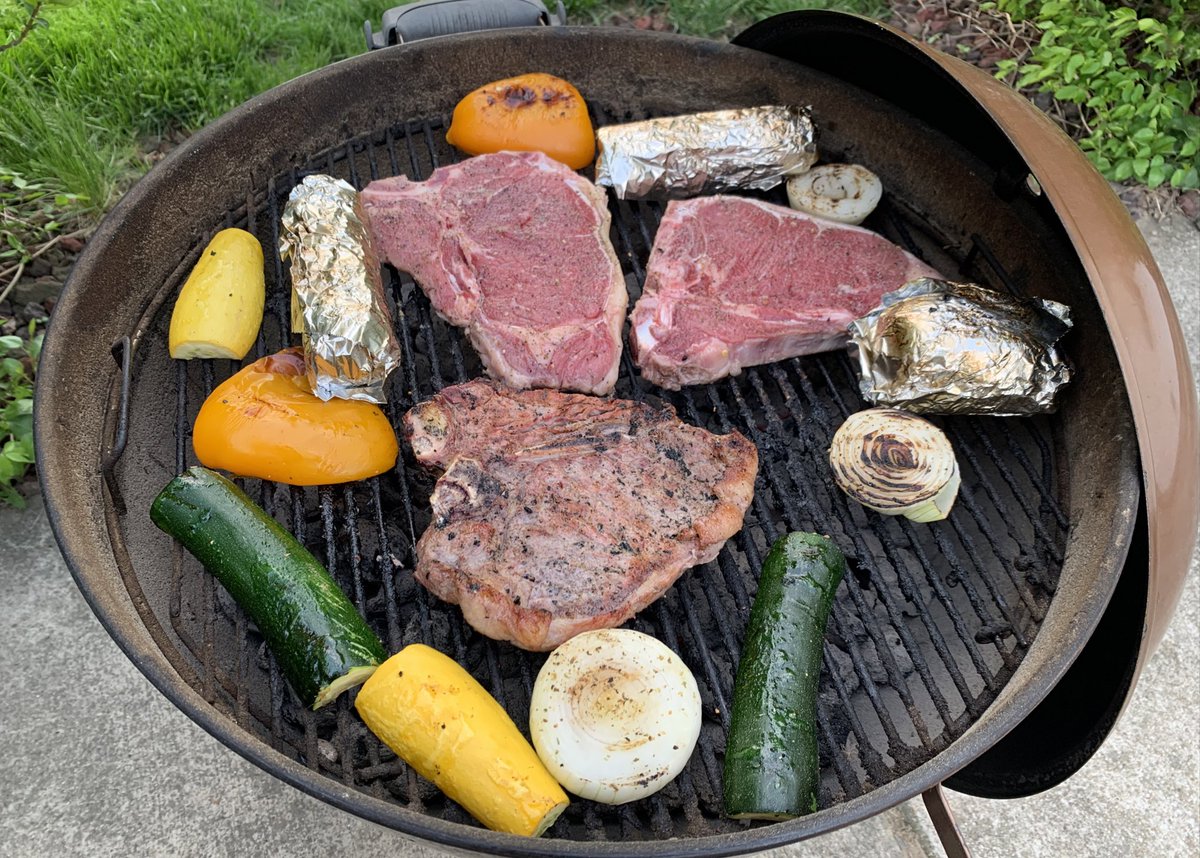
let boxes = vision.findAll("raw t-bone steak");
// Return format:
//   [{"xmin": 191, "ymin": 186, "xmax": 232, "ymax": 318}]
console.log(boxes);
[
  {"xmin": 404, "ymin": 379, "xmax": 758, "ymax": 651},
  {"xmin": 630, "ymin": 195, "xmax": 941, "ymax": 389},
  {"xmin": 361, "ymin": 151, "xmax": 626, "ymax": 395}
]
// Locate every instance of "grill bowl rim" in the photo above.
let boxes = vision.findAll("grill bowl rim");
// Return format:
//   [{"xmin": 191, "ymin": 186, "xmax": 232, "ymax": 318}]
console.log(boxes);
[{"xmin": 35, "ymin": 21, "xmax": 1140, "ymax": 855}]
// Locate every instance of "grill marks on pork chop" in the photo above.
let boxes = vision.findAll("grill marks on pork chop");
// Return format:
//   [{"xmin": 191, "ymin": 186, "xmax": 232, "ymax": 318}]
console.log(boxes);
[
  {"xmin": 361, "ymin": 151, "xmax": 627, "ymax": 395},
  {"xmin": 630, "ymin": 196, "xmax": 942, "ymax": 389},
  {"xmin": 404, "ymin": 380, "xmax": 758, "ymax": 651}
]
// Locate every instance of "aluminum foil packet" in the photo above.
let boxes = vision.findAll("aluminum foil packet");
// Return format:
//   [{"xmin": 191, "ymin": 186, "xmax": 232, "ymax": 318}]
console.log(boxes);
[
  {"xmin": 849, "ymin": 278, "xmax": 1073, "ymax": 415},
  {"xmin": 594, "ymin": 105, "xmax": 817, "ymax": 199},
  {"xmin": 279, "ymin": 174, "xmax": 402, "ymax": 403}
]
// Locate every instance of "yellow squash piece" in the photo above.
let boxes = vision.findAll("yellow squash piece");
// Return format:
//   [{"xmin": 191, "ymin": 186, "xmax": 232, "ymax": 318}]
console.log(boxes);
[
  {"xmin": 355, "ymin": 644, "xmax": 569, "ymax": 837},
  {"xmin": 446, "ymin": 72, "xmax": 596, "ymax": 169},
  {"xmin": 169, "ymin": 228, "xmax": 266, "ymax": 359}
]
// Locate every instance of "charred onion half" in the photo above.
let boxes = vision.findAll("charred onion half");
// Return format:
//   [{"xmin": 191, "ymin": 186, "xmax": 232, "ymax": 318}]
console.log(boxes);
[
  {"xmin": 829, "ymin": 408, "xmax": 960, "ymax": 522},
  {"xmin": 786, "ymin": 163, "xmax": 882, "ymax": 225},
  {"xmin": 530, "ymin": 629, "xmax": 701, "ymax": 804}
]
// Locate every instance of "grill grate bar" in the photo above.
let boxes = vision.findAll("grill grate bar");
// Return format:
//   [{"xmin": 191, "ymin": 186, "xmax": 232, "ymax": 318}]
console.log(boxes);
[
  {"xmin": 382, "ymin": 270, "xmax": 432, "ymax": 645},
  {"xmin": 144, "ymin": 114, "xmax": 1070, "ymax": 840},
  {"xmin": 967, "ymin": 232, "xmax": 1020, "ymax": 297},
  {"xmin": 961, "ymin": 419, "xmax": 1070, "ymax": 545},
  {"xmin": 826, "ymin": 606, "xmax": 914, "ymax": 767},
  {"xmin": 825, "ymin": 354, "xmax": 1054, "ymax": 628},
  {"xmin": 370, "ymin": 477, "xmax": 404, "ymax": 650},
  {"xmin": 685, "ymin": 338, "xmax": 939, "ymax": 773},
  {"xmin": 809, "ymin": 355, "xmax": 993, "ymax": 717},
  {"xmin": 820, "ymin": 638, "xmax": 889, "ymax": 783},
  {"xmin": 735, "ymin": 366, "xmax": 954, "ymax": 740},
  {"xmin": 747, "ymin": 363, "xmax": 950, "ymax": 738}
]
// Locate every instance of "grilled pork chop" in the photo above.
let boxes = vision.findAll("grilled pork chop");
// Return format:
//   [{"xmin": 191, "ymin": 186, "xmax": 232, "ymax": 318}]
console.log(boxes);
[
  {"xmin": 405, "ymin": 380, "xmax": 758, "ymax": 651},
  {"xmin": 361, "ymin": 151, "xmax": 627, "ymax": 395},
  {"xmin": 630, "ymin": 195, "xmax": 942, "ymax": 389}
]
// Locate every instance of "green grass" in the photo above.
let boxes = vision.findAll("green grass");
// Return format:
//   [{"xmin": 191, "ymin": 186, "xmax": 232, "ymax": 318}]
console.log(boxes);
[
  {"xmin": 1, "ymin": 0, "xmax": 386, "ymax": 209},
  {"xmin": 0, "ymin": 0, "xmax": 884, "ymax": 210}
]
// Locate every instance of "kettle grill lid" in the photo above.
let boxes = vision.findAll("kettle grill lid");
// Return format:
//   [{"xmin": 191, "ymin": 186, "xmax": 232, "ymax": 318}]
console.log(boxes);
[{"xmin": 735, "ymin": 10, "xmax": 1198, "ymax": 795}]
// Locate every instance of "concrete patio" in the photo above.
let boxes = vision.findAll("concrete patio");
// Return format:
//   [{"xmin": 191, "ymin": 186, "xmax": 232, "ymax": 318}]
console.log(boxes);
[{"xmin": 1, "ymin": 214, "xmax": 1196, "ymax": 857}]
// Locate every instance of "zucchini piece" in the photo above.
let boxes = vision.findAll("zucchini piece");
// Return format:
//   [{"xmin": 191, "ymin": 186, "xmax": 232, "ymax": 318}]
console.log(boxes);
[
  {"xmin": 723, "ymin": 531, "xmax": 846, "ymax": 819},
  {"xmin": 150, "ymin": 466, "xmax": 387, "ymax": 708}
]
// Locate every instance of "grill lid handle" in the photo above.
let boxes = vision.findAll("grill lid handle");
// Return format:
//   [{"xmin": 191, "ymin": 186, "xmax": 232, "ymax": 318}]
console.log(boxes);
[{"xmin": 364, "ymin": 0, "xmax": 565, "ymax": 50}]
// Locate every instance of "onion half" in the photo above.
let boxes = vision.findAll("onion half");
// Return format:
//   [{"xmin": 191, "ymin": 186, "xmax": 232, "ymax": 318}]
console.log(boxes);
[
  {"xmin": 529, "ymin": 629, "xmax": 702, "ymax": 804},
  {"xmin": 786, "ymin": 163, "xmax": 882, "ymax": 225},
  {"xmin": 828, "ymin": 408, "xmax": 960, "ymax": 522}
]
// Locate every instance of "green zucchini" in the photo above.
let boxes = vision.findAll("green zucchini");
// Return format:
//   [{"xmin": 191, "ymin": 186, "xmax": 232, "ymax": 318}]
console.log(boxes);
[
  {"xmin": 723, "ymin": 531, "xmax": 846, "ymax": 819},
  {"xmin": 150, "ymin": 466, "xmax": 387, "ymax": 709}
]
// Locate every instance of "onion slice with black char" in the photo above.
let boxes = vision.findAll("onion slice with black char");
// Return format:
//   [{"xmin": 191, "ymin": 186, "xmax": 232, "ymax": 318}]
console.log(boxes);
[
  {"xmin": 828, "ymin": 408, "xmax": 960, "ymax": 522},
  {"xmin": 529, "ymin": 629, "xmax": 702, "ymax": 804},
  {"xmin": 786, "ymin": 163, "xmax": 882, "ymax": 225}
]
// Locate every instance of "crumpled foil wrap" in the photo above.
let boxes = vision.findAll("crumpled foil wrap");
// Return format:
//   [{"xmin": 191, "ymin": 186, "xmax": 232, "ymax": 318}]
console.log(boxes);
[
  {"xmin": 594, "ymin": 105, "xmax": 817, "ymax": 199},
  {"xmin": 279, "ymin": 174, "xmax": 401, "ymax": 403},
  {"xmin": 849, "ymin": 278, "xmax": 1073, "ymax": 415}
]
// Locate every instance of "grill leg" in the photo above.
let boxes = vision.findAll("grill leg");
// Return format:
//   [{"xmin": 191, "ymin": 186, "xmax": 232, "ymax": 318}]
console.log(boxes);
[{"xmin": 922, "ymin": 784, "xmax": 973, "ymax": 858}]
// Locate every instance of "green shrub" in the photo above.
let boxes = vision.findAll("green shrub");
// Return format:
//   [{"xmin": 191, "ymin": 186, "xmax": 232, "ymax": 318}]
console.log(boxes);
[
  {"xmin": 1, "ymin": 168, "xmax": 88, "ymax": 277},
  {"xmin": 989, "ymin": 0, "xmax": 1200, "ymax": 189},
  {"xmin": 0, "ymin": 319, "xmax": 41, "ymax": 509}
]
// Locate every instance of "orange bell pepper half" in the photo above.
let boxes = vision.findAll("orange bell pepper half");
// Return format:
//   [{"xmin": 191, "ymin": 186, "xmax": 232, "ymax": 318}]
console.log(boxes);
[
  {"xmin": 193, "ymin": 348, "xmax": 398, "ymax": 486},
  {"xmin": 446, "ymin": 72, "xmax": 596, "ymax": 170}
]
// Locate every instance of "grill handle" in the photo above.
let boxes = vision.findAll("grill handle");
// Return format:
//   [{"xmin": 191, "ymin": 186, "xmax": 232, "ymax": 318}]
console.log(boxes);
[
  {"xmin": 100, "ymin": 335, "xmax": 132, "ymax": 515},
  {"xmin": 364, "ymin": 0, "xmax": 565, "ymax": 50}
]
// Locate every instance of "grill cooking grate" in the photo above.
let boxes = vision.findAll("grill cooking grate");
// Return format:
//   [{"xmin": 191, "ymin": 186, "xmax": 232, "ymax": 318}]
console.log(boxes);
[{"xmin": 114, "ymin": 114, "xmax": 1068, "ymax": 841}]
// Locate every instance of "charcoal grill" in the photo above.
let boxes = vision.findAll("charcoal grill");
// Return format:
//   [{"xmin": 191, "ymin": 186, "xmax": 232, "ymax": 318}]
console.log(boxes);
[{"xmin": 35, "ymin": 11, "xmax": 1197, "ymax": 857}]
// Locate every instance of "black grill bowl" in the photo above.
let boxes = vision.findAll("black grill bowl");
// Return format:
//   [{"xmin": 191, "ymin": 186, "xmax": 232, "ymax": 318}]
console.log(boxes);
[{"xmin": 35, "ymin": 26, "xmax": 1140, "ymax": 857}]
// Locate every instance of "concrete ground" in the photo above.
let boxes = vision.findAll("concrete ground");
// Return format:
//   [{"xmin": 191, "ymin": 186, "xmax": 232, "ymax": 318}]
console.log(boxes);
[{"xmin": 1, "ymin": 214, "xmax": 1196, "ymax": 857}]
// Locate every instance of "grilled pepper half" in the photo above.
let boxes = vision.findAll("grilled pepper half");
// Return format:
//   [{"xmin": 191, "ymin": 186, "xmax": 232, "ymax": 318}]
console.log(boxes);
[
  {"xmin": 446, "ymin": 72, "xmax": 596, "ymax": 169},
  {"xmin": 193, "ymin": 348, "xmax": 398, "ymax": 485}
]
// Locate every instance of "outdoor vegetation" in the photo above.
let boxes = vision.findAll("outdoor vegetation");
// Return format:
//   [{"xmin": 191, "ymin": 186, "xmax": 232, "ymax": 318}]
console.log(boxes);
[
  {"xmin": 0, "ymin": 319, "xmax": 40, "ymax": 507},
  {"xmin": 1, "ymin": 0, "xmax": 1197, "ymax": 506},
  {"xmin": 990, "ymin": 0, "xmax": 1199, "ymax": 190}
]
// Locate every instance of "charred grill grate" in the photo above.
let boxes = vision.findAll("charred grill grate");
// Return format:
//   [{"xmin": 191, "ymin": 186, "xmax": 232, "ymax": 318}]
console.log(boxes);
[{"xmin": 110, "ymin": 113, "xmax": 1068, "ymax": 841}]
